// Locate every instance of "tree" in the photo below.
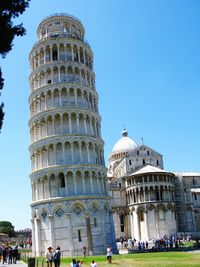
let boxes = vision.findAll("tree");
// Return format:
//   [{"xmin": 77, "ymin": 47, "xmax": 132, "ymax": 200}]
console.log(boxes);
[
  {"xmin": 0, "ymin": 221, "xmax": 15, "ymax": 237},
  {"xmin": 0, "ymin": 68, "xmax": 4, "ymax": 131},
  {"xmin": 0, "ymin": 0, "xmax": 30, "ymax": 132}
]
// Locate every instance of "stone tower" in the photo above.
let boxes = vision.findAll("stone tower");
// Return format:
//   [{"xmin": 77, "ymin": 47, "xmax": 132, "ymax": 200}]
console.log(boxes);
[{"xmin": 29, "ymin": 13, "xmax": 116, "ymax": 256}]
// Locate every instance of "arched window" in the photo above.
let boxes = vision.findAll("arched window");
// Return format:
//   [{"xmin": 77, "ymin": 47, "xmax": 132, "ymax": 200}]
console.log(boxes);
[
  {"xmin": 139, "ymin": 211, "xmax": 144, "ymax": 222},
  {"xmin": 52, "ymin": 44, "xmax": 58, "ymax": 61},
  {"xmin": 59, "ymin": 173, "xmax": 65, "ymax": 188},
  {"xmin": 120, "ymin": 215, "xmax": 124, "ymax": 232}
]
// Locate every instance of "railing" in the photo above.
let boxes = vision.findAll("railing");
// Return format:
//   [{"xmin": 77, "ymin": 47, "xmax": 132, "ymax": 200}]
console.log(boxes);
[
  {"xmin": 41, "ymin": 13, "xmax": 83, "ymax": 25},
  {"xmin": 31, "ymin": 35, "xmax": 91, "ymax": 52}
]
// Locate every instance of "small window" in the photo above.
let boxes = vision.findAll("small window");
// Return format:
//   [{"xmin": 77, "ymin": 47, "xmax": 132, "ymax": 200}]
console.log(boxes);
[
  {"xmin": 139, "ymin": 211, "xmax": 144, "ymax": 221},
  {"xmin": 137, "ymin": 151, "xmax": 139, "ymax": 155},
  {"xmin": 194, "ymin": 193, "xmax": 197, "ymax": 200},
  {"xmin": 129, "ymin": 159, "xmax": 132, "ymax": 165},
  {"xmin": 94, "ymin": 218, "xmax": 97, "ymax": 227},
  {"xmin": 160, "ymin": 190, "xmax": 163, "ymax": 200},
  {"xmin": 156, "ymin": 160, "xmax": 159, "ymax": 166},
  {"xmin": 52, "ymin": 51, "xmax": 58, "ymax": 61},
  {"xmin": 47, "ymin": 80, "xmax": 51, "ymax": 84},
  {"xmin": 119, "ymin": 183, "xmax": 121, "ymax": 188},
  {"xmin": 193, "ymin": 179, "xmax": 196, "ymax": 185},
  {"xmin": 143, "ymin": 159, "xmax": 145, "ymax": 165},
  {"xmin": 78, "ymin": 230, "xmax": 82, "ymax": 242},
  {"xmin": 59, "ymin": 173, "xmax": 65, "ymax": 188},
  {"xmin": 147, "ymin": 151, "xmax": 149, "ymax": 155},
  {"xmin": 120, "ymin": 215, "xmax": 125, "ymax": 232},
  {"xmin": 156, "ymin": 189, "xmax": 159, "ymax": 200}
]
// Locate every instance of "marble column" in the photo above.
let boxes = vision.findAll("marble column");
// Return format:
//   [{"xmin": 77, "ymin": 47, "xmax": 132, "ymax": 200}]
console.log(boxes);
[
  {"xmin": 85, "ymin": 213, "xmax": 93, "ymax": 256},
  {"xmin": 130, "ymin": 211, "xmax": 134, "ymax": 240},
  {"xmin": 66, "ymin": 213, "xmax": 73, "ymax": 256},
  {"xmin": 31, "ymin": 219, "xmax": 36, "ymax": 256},
  {"xmin": 133, "ymin": 209, "xmax": 140, "ymax": 241},
  {"xmin": 48, "ymin": 215, "xmax": 55, "ymax": 248},
  {"xmin": 100, "ymin": 210, "xmax": 107, "ymax": 251},
  {"xmin": 34, "ymin": 217, "xmax": 41, "ymax": 256}
]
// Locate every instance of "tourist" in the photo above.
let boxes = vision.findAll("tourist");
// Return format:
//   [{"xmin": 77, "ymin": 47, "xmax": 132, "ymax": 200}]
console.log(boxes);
[
  {"xmin": 12, "ymin": 246, "xmax": 18, "ymax": 264},
  {"xmin": 76, "ymin": 259, "xmax": 83, "ymax": 267},
  {"xmin": 83, "ymin": 246, "xmax": 86, "ymax": 257},
  {"xmin": 46, "ymin": 247, "xmax": 54, "ymax": 267},
  {"xmin": 0, "ymin": 245, "xmax": 3, "ymax": 262},
  {"xmin": 8, "ymin": 246, "xmax": 13, "ymax": 264},
  {"xmin": 2, "ymin": 246, "xmax": 8, "ymax": 264},
  {"xmin": 70, "ymin": 258, "xmax": 77, "ymax": 267},
  {"xmin": 90, "ymin": 260, "xmax": 97, "ymax": 267},
  {"xmin": 53, "ymin": 246, "xmax": 61, "ymax": 267},
  {"xmin": 106, "ymin": 245, "xmax": 112, "ymax": 263}
]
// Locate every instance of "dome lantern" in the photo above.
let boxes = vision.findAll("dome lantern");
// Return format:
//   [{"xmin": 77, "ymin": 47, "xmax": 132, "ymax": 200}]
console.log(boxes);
[{"xmin": 121, "ymin": 128, "xmax": 128, "ymax": 137}]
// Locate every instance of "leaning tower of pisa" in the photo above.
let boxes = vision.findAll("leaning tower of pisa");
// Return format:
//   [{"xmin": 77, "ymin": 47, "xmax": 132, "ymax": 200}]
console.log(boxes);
[{"xmin": 29, "ymin": 14, "xmax": 116, "ymax": 256}]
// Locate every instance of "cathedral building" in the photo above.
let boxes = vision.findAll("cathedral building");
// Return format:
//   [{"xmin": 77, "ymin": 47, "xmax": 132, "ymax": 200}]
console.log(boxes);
[
  {"xmin": 107, "ymin": 129, "xmax": 200, "ymax": 241},
  {"xmin": 28, "ymin": 14, "xmax": 116, "ymax": 256}
]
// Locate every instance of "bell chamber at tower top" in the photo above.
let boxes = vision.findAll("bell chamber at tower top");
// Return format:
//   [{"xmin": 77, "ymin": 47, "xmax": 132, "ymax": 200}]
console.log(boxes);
[{"xmin": 37, "ymin": 13, "xmax": 85, "ymax": 41}]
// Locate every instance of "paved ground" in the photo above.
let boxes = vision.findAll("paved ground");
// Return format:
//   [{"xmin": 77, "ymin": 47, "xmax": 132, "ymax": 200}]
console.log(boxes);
[{"xmin": 0, "ymin": 261, "xmax": 27, "ymax": 267}]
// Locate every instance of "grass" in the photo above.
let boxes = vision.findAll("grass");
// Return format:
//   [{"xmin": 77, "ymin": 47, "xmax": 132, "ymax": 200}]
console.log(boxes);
[{"xmin": 22, "ymin": 251, "xmax": 200, "ymax": 267}]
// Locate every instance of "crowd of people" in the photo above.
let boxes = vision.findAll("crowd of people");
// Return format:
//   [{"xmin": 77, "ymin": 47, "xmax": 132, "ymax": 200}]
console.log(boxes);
[
  {"xmin": 45, "ymin": 246, "xmax": 98, "ymax": 267},
  {"xmin": 45, "ymin": 245, "xmax": 114, "ymax": 267},
  {"xmin": 0, "ymin": 245, "xmax": 19, "ymax": 264},
  {"xmin": 0, "ymin": 237, "xmax": 32, "ymax": 250},
  {"xmin": 117, "ymin": 234, "xmax": 200, "ymax": 252}
]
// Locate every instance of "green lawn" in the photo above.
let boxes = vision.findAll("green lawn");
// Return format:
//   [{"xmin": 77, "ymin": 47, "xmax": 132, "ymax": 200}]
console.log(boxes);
[{"xmin": 23, "ymin": 251, "xmax": 200, "ymax": 267}]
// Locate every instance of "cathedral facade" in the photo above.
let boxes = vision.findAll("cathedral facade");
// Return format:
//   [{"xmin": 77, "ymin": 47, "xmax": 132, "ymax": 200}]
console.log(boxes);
[
  {"xmin": 107, "ymin": 129, "xmax": 200, "ymax": 241},
  {"xmin": 28, "ymin": 14, "xmax": 116, "ymax": 256}
]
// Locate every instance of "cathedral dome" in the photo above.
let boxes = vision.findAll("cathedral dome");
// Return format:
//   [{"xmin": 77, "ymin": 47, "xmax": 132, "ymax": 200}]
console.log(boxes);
[{"xmin": 112, "ymin": 129, "xmax": 137, "ymax": 155}]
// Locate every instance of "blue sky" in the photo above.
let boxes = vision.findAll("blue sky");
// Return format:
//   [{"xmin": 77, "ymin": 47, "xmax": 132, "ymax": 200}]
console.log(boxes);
[{"xmin": 0, "ymin": 0, "xmax": 200, "ymax": 230}]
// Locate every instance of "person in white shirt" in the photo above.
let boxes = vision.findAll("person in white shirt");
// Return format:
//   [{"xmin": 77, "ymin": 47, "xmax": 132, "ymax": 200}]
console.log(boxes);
[
  {"xmin": 46, "ymin": 247, "xmax": 54, "ymax": 267},
  {"xmin": 106, "ymin": 245, "xmax": 112, "ymax": 263},
  {"xmin": 90, "ymin": 260, "xmax": 97, "ymax": 267}
]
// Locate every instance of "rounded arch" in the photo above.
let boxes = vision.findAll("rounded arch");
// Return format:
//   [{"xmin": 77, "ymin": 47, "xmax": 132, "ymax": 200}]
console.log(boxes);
[
  {"xmin": 53, "ymin": 88, "xmax": 60, "ymax": 107},
  {"xmin": 84, "ymin": 171, "xmax": 92, "ymax": 194},
  {"xmin": 76, "ymin": 170, "xmax": 84, "ymax": 195},
  {"xmin": 59, "ymin": 43, "xmax": 65, "ymax": 60},
  {"xmin": 60, "ymin": 65, "xmax": 66, "ymax": 82},
  {"xmin": 61, "ymin": 87, "xmax": 67, "ymax": 106},
  {"xmin": 66, "ymin": 171, "xmax": 74, "ymax": 195},
  {"xmin": 56, "ymin": 142, "xmax": 63, "ymax": 165},
  {"xmin": 73, "ymin": 140, "xmax": 80, "ymax": 163},
  {"xmin": 54, "ymin": 113, "xmax": 61, "ymax": 134}
]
